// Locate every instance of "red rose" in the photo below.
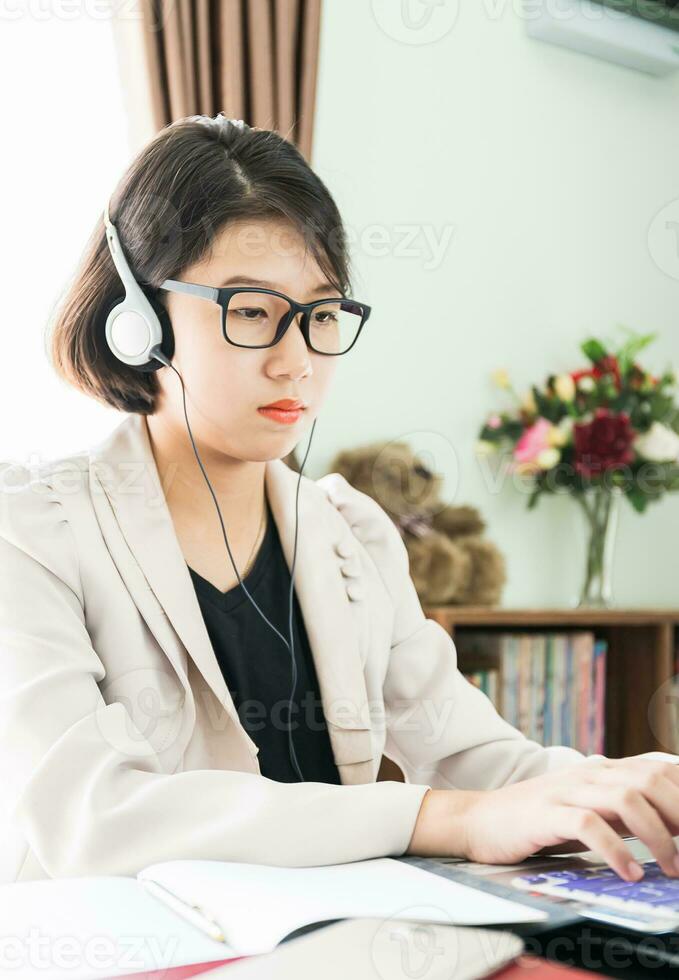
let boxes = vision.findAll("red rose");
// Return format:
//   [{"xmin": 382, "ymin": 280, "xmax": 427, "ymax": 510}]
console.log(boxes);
[
  {"xmin": 571, "ymin": 368, "xmax": 594, "ymax": 384},
  {"xmin": 571, "ymin": 356, "xmax": 622, "ymax": 391},
  {"xmin": 573, "ymin": 409, "xmax": 635, "ymax": 478}
]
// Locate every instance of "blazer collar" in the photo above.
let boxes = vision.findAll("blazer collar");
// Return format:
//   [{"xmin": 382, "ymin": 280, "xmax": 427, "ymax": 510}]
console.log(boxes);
[{"xmin": 87, "ymin": 413, "xmax": 373, "ymax": 780}]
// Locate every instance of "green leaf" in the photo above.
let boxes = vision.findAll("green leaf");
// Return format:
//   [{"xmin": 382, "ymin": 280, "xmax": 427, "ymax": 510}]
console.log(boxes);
[
  {"xmin": 505, "ymin": 419, "xmax": 526, "ymax": 440},
  {"xmin": 662, "ymin": 465, "xmax": 679, "ymax": 491},
  {"xmin": 527, "ymin": 487, "xmax": 542, "ymax": 511},
  {"xmin": 647, "ymin": 392, "xmax": 676, "ymax": 423},
  {"xmin": 531, "ymin": 386, "xmax": 565, "ymax": 424},
  {"xmin": 581, "ymin": 338, "xmax": 608, "ymax": 364},
  {"xmin": 611, "ymin": 392, "xmax": 636, "ymax": 416},
  {"xmin": 617, "ymin": 330, "xmax": 657, "ymax": 376},
  {"xmin": 625, "ymin": 485, "xmax": 648, "ymax": 513}
]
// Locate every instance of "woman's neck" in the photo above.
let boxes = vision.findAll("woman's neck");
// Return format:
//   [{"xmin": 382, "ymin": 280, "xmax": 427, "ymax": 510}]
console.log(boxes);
[{"xmin": 144, "ymin": 413, "xmax": 267, "ymax": 537}]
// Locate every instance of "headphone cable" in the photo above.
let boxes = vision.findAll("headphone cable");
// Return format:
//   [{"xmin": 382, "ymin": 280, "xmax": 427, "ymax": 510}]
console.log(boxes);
[{"xmin": 150, "ymin": 345, "xmax": 312, "ymax": 781}]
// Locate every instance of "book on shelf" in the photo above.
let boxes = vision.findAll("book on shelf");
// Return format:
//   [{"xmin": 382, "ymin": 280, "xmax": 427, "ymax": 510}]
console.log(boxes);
[{"xmin": 456, "ymin": 630, "xmax": 607, "ymax": 756}]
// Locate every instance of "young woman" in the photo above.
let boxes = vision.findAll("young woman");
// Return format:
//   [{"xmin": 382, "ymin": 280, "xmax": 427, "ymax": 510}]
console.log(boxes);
[{"xmin": 2, "ymin": 113, "xmax": 679, "ymax": 885}]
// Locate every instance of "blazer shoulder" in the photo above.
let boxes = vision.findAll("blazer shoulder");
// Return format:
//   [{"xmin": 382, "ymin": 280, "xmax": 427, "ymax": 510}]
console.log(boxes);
[
  {"xmin": 315, "ymin": 471, "xmax": 410, "ymax": 598},
  {"xmin": 0, "ymin": 452, "xmax": 87, "ymax": 603}
]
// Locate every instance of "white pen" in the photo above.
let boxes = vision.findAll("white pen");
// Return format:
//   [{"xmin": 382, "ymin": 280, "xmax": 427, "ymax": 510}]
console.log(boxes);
[{"xmin": 141, "ymin": 877, "xmax": 229, "ymax": 945}]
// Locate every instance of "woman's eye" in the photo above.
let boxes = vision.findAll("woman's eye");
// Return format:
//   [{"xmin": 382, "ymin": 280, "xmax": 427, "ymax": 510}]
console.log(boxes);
[
  {"xmin": 313, "ymin": 311, "xmax": 338, "ymax": 325},
  {"xmin": 234, "ymin": 307, "xmax": 267, "ymax": 320}
]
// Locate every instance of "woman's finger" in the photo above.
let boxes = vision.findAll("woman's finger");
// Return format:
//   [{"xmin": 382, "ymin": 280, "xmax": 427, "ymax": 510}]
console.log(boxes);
[
  {"xmin": 584, "ymin": 764, "xmax": 679, "ymax": 837},
  {"xmin": 605, "ymin": 757, "xmax": 679, "ymax": 793},
  {"xmin": 549, "ymin": 805, "xmax": 645, "ymax": 881},
  {"xmin": 564, "ymin": 783, "xmax": 679, "ymax": 878}
]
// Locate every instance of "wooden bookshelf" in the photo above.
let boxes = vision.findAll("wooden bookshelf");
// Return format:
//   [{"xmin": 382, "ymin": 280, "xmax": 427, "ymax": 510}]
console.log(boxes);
[{"xmin": 422, "ymin": 606, "xmax": 679, "ymax": 759}]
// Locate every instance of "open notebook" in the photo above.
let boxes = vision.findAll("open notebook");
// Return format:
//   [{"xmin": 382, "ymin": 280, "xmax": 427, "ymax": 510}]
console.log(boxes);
[{"xmin": 0, "ymin": 856, "xmax": 547, "ymax": 980}]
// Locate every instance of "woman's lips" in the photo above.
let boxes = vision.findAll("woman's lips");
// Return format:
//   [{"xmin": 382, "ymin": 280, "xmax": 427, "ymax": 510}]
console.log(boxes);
[{"xmin": 257, "ymin": 406, "xmax": 304, "ymax": 425}]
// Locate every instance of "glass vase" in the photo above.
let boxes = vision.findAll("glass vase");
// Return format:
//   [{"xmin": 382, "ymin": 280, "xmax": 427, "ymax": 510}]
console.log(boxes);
[{"xmin": 573, "ymin": 485, "xmax": 622, "ymax": 609}]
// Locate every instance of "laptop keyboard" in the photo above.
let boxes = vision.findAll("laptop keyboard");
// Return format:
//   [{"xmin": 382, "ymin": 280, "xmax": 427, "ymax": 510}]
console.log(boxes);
[{"xmin": 512, "ymin": 861, "xmax": 679, "ymax": 918}]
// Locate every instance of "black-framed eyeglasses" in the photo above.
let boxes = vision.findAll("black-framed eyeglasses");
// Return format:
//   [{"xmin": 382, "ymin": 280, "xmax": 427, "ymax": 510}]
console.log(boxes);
[{"xmin": 157, "ymin": 279, "xmax": 371, "ymax": 356}]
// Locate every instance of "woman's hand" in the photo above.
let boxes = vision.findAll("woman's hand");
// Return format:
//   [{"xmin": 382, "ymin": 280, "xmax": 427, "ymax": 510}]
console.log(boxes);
[{"xmin": 406, "ymin": 755, "xmax": 679, "ymax": 882}]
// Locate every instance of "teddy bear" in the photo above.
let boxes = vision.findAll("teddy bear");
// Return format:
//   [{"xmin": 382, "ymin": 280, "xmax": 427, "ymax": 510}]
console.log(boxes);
[{"xmin": 294, "ymin": 440, "xmax": 506, "ymax": 607}]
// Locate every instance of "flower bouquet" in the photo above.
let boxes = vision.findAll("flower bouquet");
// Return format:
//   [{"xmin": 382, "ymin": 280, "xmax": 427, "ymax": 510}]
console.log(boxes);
[{"xmin": 476, "ymin": 329, "xmax": 679, "ymax": 607}]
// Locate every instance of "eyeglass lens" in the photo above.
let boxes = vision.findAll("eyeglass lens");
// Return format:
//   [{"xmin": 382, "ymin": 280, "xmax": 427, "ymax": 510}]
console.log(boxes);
[{"xmin": 223, "ymin": 291, "xmax": 364, "ymax": 354}]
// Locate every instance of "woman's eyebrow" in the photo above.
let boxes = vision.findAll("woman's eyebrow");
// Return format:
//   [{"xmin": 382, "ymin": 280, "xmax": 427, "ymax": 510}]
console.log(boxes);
[{"xmin": 218, "ymin": 274, "xmax": 336, "ymax": 296}]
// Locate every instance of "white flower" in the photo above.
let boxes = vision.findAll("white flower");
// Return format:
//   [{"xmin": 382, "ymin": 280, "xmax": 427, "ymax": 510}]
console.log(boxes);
[
  {"xmin": 634, "ymin": 422, "xmax": 679, "ymax": 463},
  {"xmin": 491, "ymin": 369, "xmax": 511, "ymax": 390},
  {"xmin": 475, "ymin": 439, "xmax": 496, "ymax": 456},
  {"xmin": 554, "ymin": 374, "xmax": 576, "ymax": 402},
  {"xmin": 536, "ymin": 447, "xmax": 561, "ymax": 470},
  {"xmin": 559, "ymin": 415, "xmax": 574, "ymax": 438},
  {"xmin": 520, "ymin": 389, "xmax": 537, "ymax": 414},
  {"xmin": 577, "ymin": 376, "xmax": 596, "ymax": 393},
  {"xmin": 548, "ymin": 417, "xmax": 573, "ymax": 448}
]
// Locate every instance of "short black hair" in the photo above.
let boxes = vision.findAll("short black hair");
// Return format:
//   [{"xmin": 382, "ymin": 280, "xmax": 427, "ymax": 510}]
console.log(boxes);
[{"xmin": 48, "ymin": 114, "xmax": 352, "ymax": 415}]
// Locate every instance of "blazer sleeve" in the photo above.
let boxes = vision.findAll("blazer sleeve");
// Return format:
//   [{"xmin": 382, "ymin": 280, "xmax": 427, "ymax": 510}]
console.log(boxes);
[
  {"xmin": 0, "ymin": 467, "xmax": 430, "ymax": 880},
  {"xmin": 319, "ymin": 473, "xmax": 609, "ymax": 792}
]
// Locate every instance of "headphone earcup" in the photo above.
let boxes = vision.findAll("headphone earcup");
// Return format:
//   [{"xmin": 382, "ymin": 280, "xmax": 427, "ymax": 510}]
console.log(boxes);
[
  {"xmin": 129, "ymin": 295, "xmax": 175, "ymax": 374},
  {"xmin": 102, "ymin": 293, "xmax": 175, "ymax": 374}
]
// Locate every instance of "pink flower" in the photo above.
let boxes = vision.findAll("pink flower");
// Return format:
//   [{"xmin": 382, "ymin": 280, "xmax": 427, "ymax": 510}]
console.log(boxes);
[
  {"xmin": 487, "ymin": 414, "xmax": 502, "ymax": 429},
  {"xmin": 514, "ymin": 418, "xmax": 552, "ymax": 465}
]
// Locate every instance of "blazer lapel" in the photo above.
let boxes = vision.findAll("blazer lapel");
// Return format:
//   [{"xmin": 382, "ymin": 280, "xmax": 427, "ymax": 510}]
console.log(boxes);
[
  {"xmin": 88, "ymin": 414, "xmax": 250, "ymax": 750},
  {"xmin": 265, "ymin": 450, "xmax": 375, "ymax": 783},
  {"xmin": 88, "ymin": 414, "xmax": 374, "ymax": 783}
]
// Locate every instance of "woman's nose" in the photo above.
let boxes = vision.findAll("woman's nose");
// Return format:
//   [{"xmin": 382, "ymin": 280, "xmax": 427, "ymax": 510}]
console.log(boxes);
[{"xmin": 270, "ymin": 312, "xmax": 312, "ymax": 376}]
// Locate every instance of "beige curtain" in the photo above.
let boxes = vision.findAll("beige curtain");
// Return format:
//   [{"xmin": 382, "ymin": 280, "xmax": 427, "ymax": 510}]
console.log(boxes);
[{"xmin": 111, "ymin": 0, "xmax": 323, "ymax": 161}]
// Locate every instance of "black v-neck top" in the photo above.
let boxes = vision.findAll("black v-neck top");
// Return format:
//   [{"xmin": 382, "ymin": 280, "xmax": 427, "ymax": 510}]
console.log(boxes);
[{"xmin": 187, "ymin": 500, "xmax": 341, "ymax": 785}]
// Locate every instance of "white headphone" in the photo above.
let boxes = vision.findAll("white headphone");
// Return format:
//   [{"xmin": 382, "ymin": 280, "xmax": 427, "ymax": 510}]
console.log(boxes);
[{"xmin": 102, "ymin": 198, "xmax": 175, "ymax": 373}]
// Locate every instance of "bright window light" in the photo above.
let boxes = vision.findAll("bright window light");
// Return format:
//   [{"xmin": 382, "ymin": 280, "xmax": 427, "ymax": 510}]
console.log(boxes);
[{"xmin": 0, "ymin": 5, "xmax": 134, "ymax": 465}]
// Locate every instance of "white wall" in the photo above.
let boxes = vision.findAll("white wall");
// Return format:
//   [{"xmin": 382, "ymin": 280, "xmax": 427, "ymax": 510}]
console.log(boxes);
[
  {"xmin": 5, "ymin": 3, "xmax": 677, "ymax": 608},
  {"xmin": 0, "ymin": 8, "xmax": 133, "ymax": 465},
  {"xmin": 310, "ymin": 0, "xmax": 679, "ymax": 608}
]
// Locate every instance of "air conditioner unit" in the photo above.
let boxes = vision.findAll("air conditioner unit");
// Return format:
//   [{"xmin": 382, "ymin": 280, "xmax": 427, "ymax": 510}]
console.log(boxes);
[{"xmin": 524, "ymin": 0, "xmax": 679, "ymax": 75}]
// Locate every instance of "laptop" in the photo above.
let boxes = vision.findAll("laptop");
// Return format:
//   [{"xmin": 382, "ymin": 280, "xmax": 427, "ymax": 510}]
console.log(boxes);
[{"xmin": 400, "ymin": 835, "xmax": 679, "ymax": 972}]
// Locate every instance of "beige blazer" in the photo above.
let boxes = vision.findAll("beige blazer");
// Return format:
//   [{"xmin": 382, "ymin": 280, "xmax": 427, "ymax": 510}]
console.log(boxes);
[{"xmin": 1, "ymin": 411, "xmax": 646, "ymax": 883}]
